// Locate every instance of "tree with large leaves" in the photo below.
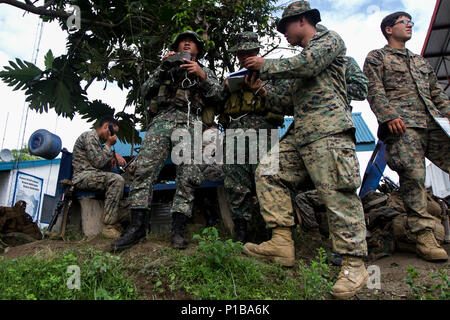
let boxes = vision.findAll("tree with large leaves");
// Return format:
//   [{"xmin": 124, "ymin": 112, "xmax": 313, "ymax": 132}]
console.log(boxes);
[{"xmin": 0, "ymin": 0, "xmax": 282, "ymax": 151}]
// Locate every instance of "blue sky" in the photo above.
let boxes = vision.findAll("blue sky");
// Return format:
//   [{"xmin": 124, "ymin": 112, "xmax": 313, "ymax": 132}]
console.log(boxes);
[{"xmin": 0, "ymin": 0, "xmax": 438, "ymax": 182}]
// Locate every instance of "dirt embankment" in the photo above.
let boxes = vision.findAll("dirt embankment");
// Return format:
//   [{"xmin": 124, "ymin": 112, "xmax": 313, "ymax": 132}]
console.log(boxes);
[{"xmin": 1, "ymin": 229, "xmax": 449, "ymax": 300}]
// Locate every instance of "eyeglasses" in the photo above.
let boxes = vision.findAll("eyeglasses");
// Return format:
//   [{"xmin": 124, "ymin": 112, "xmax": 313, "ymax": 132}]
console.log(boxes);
[{"xmin": 393, "ymin": 19, "xmax": 414, "ymax": 27}]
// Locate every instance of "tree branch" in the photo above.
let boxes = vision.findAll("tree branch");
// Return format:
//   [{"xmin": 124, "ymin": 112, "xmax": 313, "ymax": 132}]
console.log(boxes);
[
  {"xmin": 0, "ymin": 0, "xmax": 123, "ymax": 28},
  {"xmin": 262, "ymin": 44, "xmax": 280, "ymax": 58},
  {"xmin": 41, "ymin": 0, "xmax": 56, "ymax": 9}
]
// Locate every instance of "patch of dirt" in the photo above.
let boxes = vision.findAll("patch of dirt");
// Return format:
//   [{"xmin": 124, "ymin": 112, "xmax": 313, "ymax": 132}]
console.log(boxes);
[
  {"xmin": 2, "ymin": 236, "xmax": 108, "ymax": 259},
  {"xmin": 358, "ymin": 243, "xmax": 450, "ymax": 300},
  {"xmin": 294, "ymin": 228, "xmax": 333, "ymax": 261},
  {"xmin": 1, "ymin": 223, "xmax": 205, "ymax": 260}
]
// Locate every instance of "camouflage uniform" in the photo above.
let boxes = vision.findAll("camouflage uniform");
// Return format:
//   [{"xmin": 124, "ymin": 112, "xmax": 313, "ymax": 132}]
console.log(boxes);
[
  {"xmin": 279, "ymin": 55, "xmax": 368, "ymax": 137},
  {"xmin": 364, "ymin": 45, "xmax": 450, "ymax": 234},
  {"xmin": 110, "ymin": 31, "xmax": 222, "ymax": 251},
  {"xmin": 255, "ymin": 28, "xmax": 368, "ymax": 257},
  {"xmin": 130, "ymin": 60, "xmax": 221, "ymax": 218},
  {"xmin": 219, "ymin": 32, "xmax": 285, "ymax": 222},
  {"xmin": 171, "ymin": 128, "xmax": 224, "ymax": 217},
  {"xmin": 72, "ymin": 130, "xmax": 124, "ymax": 225},
  {"xmin": 222, "ymin": 115, "xmax": 278, "ymax": 221},
  {"xmin": 345, "ymin": 56, "xmax": 368, "ymax": 103},
  {"xmin": 315, "ymin": 24, "xmax": 368, "ymax": 104}
]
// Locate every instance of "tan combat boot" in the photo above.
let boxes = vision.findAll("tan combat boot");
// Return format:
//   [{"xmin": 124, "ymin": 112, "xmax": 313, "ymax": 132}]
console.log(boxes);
[
  {"xmin": 243, "ymin": 227, "xmax": 295, "ymax": 267},
  {"xmin": 416, "ymin": 229, "xmax": 448, "ymax": 261},
  {"xmin": 332, "ymin": 256, "xmax": 369, "ymax": 299},
  {"xmin": 102, "ymin": 224, "xmax": 122, "ymax": 240}
]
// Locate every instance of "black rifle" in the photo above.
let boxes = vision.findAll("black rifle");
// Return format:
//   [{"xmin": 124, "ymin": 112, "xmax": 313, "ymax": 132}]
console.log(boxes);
[
  {"xmin": 45, "ymin": 179, "xmax": 73, "ymax": 239},
  {"xmin": 378, "ymin": 176, "xmax": 399, "ymax": 194}
]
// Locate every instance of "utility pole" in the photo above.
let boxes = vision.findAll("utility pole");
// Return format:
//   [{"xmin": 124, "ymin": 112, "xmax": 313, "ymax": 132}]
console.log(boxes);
[{"xmin": 1, "ymin": 112, "xmax": 9, "ymax": 150}]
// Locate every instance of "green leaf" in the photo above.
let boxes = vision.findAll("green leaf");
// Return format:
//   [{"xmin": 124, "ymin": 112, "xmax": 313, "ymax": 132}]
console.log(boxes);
[
  {"xmin": 54, "ymin": 80, "xmax": 71, "ymax": 115},
  {"xmin": 78, "ymin": 99, "xmax": 115, "ymax": 124},
  {"xmin": 44, "ymin": 50, "xmax": 55, "ymax": 70},
  {"xmin": 0, "ymin": 59, "xmax": 42, "ymax": 91}
]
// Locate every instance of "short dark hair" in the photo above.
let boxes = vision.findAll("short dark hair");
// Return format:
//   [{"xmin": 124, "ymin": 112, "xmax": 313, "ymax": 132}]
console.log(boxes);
[
  {"xmin": 99, "ymin": 116, "xmax": 119, "ymax": 127},
  {"xmin": 381, "ymin": 11, "xmax": 412, "ymax": 40},
  {"xmin": 284, "ymin": 11, "xmax": 320, "ymax": 29}
]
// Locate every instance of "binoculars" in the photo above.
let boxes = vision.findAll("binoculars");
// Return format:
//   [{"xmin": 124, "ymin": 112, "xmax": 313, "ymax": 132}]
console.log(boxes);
[{"xmin": 161, "ymin": 52, "xmax": 192, "ymax": 70}]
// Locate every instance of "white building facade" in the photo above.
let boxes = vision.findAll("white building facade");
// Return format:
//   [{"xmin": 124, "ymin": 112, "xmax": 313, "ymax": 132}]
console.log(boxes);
[{"xmin": 0, "ymin": 159, "xmax": 61, "ymax": 227}]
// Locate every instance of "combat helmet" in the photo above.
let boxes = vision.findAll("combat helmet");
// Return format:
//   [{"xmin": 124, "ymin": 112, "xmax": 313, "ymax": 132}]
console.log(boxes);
[
  {"xmin": 229, "ymin": 31, "xmax": 264, "ymax": 53},
  {"xmin": 170, "ymin": 30, "xmax": 205, "ymax": 58},
  {"xmin": 277, "ymin": 1, "xmax": 321, "ymax": 34}
]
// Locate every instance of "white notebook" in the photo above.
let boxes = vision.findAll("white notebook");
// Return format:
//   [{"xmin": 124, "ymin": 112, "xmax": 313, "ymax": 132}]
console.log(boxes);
[
  {"xmin": 227, "ymin": 69, "xmax": 248, "ymax": 93},
  {"xmin": 434, "ymin": 117, "xmax": 450, "ymax": 138}
]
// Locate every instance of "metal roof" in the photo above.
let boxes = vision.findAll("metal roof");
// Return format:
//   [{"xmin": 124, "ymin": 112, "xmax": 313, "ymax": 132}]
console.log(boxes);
[
  {"xmin": 112, "ymin": 131, "xmax": 146, "ymax": 157},
  {"xmin": 0, "ymin": 158, "xmax": 61, "ymax": 171},
  {"xmin": 115, "ymin": 112, "xmax": 376, "ymax": 156},
  {"xmin": 352, "ymin": 112, "xmax": 376, "ymax": 144},
  {"xmin": 422, "ymin": 0, "xmax": 450, "ymax": 96},
  {"xmin": 278, "ymin": 114, "xmax": 375, "ymax": 151}
]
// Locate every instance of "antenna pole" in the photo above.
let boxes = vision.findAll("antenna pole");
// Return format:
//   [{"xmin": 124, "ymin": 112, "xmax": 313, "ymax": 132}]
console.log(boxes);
[{"xmin": 1, "ymin": 112, "xmax": 9, "ymax": 150}]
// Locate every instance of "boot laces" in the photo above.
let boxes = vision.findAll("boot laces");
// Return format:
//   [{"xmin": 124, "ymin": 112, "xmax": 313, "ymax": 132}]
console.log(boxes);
[
  {"xmin": 338, "ymin": 257, "xmax": 352, "ymax": 278},
  {"xmin": 421, "ymin": 231, "xmax": 439, "ymax": 247}
]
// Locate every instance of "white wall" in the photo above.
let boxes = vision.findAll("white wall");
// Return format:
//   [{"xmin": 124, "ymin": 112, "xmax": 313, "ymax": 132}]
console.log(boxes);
[
  {"xmin": 18, "ymin": 163, "xmax": 60, "ymax": 198},
  {"xmin": 0, "ymin": 171, "xmax": 12, "ymax": 206}
]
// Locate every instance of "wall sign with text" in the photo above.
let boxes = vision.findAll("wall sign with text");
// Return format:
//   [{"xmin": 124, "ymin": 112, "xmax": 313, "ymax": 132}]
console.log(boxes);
[{"xmin": 11, "ymin": 171, "xmax": 43, "ymax": 222}]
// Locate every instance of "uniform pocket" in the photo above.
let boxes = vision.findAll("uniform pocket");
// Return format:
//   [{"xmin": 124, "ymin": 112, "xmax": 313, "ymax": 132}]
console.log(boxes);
[
  {"xmin": 417, "ymin": 62, "xmax": 432, "ymax": 74},
  {"xmin": 384, "ymin": 64, "xmax": 407, "ymax": 91},
  {"xmin": 385, "ymin": 138, "xmax": 406, "ymax": 173},
  {"xmin": 330, "ymin": 147, "xmax": 361, "ymax": 192},
  {"xmin": 417, "ymin": 63, "xmax": 432, "ymax": 91}
]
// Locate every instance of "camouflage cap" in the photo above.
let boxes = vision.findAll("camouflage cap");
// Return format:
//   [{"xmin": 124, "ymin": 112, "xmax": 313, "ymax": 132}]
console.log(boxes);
[
  {"xmin": 170, "ymin": 30, "xmax": 205, "ymax": 57},
  {"xmin": 229, "ymin": 32, "xmax": 263, "ymax": 53},
  {"xmin": 277, "ymin": 1, "xmax": 321, "ymax": 34}
]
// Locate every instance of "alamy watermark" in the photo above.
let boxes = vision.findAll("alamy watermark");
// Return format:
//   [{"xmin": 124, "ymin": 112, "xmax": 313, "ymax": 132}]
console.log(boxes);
[
  {"xmin": 66, "ymin": 5, "xmax": 81, "ymax": 32},
  {"xmin": 67, "ymin": 265, "xmax": 81, "ymax": 290},
  {"xmin": 367, "ymin": 265, "xmax": 381, "ymax": 290},
  {"xmin": 171, "ymin": 122, "xmax": 280, "ymax": 175},
  {"xmin": 366, "ymin": 5, "xmax": 381, "ymax": 16}
]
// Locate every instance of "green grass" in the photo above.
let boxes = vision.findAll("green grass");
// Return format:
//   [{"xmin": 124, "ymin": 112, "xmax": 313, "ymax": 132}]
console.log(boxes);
[
  {"xmin": 139, "ymin": 227, "xmax": 336, "ymax": 300},
  {"xmin": 2, "ymin": 226, "xmax": 449, "ymax": 300},
  {"xmin": 0, "ymin": 248, "xmax": 140, "ymax": 300},
  {"xmin": 406, "ymin": 265, "xmax": 450, "ymax": 300},
  {"xmin": 0, "ymin": 227, "xmax": 341, "ymax": 300}
]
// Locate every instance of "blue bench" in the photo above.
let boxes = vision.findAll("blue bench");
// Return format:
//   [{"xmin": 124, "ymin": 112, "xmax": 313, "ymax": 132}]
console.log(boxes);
[
  {"xmin": 48, "ymin": 149, "xmax": 229, "ymax": 236},
  {"xmin": 54, "ymin": 149, "xmax": 223, "ymax": 201}
]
